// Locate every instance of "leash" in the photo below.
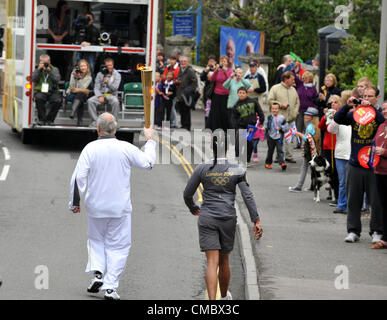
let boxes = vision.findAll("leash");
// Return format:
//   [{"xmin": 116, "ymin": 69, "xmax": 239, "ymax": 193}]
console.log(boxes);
[{"xmin": 331, "ymin": 133, "xmax": 334, "ymax": 172}]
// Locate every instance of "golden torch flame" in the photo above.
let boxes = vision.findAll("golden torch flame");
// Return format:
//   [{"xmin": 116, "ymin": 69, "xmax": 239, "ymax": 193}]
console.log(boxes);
[{"xmin": 137, "ymin": 64, "xmax": 152, "ymax": 71}]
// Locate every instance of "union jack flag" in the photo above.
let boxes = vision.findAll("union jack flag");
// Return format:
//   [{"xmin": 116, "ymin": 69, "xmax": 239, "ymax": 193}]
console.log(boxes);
[{"xmin": 284, "ymin": 123, "xmax": 297, "ymax": 143}]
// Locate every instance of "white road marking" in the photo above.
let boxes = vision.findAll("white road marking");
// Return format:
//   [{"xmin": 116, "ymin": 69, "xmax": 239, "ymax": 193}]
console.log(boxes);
[
  {"xmin": 0, "ymin": 165, "xmax": 10, "ymax": 181},
  {"xmin": 2, "ymin": 147, "xmax": 10, "ymax": 161}
]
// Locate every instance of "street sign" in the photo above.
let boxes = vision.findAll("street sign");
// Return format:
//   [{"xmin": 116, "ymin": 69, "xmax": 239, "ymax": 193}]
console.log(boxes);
[{"xmin": 173, "ymin": 15, "xmax": 194, "ymax": 38}]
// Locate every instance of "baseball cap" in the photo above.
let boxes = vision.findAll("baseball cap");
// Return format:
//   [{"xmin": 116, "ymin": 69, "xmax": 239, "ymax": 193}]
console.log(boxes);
[{"xmin": 304, "ymin": 107, "xmax": 319, "ymax": 116}]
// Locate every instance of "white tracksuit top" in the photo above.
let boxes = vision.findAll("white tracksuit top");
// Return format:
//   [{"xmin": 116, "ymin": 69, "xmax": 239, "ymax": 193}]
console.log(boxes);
[{"xmin": 69, "ymin": 136, "xmax": 156, "ymax": 218}]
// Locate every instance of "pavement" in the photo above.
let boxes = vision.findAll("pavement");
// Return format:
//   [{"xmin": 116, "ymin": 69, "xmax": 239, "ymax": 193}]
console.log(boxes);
[{"xmin": 186, "ymin": 107, "xmax": 387, "ymax": 300}]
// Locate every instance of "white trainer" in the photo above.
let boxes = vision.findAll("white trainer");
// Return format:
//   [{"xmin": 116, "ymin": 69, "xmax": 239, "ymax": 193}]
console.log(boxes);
[
  {"xmin": 87, "ymin": 274, "xmax": 103, "ymax": 293},
  {"xmin": 344, "ymin": 232, "xmax": 360, "ymax": 243},
  {"xmin": 372, "ymin": 232, "xmax": 383, "ymax": 244},
  {"xmin": 220, "ymin": 291, "xmax": 232, "ymax": 300},
  {"xmin": 104, "ymin": 289, "xmax": 120, "ymax": 300}
]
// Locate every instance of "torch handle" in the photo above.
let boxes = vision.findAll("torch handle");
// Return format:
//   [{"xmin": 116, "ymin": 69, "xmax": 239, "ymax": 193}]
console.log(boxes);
[{"xmin": 141, "ymin": 69, "xmax": 153, "ymax": 129}]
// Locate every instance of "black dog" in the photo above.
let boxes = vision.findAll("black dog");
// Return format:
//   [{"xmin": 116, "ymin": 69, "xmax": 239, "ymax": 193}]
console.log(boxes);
[{"xmin": 309, "ymin": 155, "xmax": 334, "ymax": 203}]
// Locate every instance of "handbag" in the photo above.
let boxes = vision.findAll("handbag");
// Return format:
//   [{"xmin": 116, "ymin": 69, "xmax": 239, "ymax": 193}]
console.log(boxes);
[{"xmin": 206, "ymin": 81, "xmax": 215, "ymax": 100}]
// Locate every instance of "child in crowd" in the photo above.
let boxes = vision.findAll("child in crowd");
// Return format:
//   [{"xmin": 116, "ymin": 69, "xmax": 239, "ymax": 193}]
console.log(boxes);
[
  {"xmin": 264, "ymin": 102, "xmax": 289, "ymax": 170},
  {"xmin": 232, "ymin": 87, "xmax": 264, "ymax": 165},
  {"xmin": 318, "ymin": 95, "xmax": 340, "ymax": 204},
  {"xmin": 154, "ymin": 72, "xmax": 163, "ymax": 128},
  {"xmin": 251, "ymin": 115, "xmax": 265, "ymax": 163},
  {"xmin": 160, "ymin": 70, "xmax": 177, "ymax": 125},
  {"xmin": 289, "ymin": 107, "xmax": 319, "ymax": 192}
]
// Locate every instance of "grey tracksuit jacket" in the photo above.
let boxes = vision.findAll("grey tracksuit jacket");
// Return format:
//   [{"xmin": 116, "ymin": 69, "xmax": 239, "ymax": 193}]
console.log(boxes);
[{"xmin": 183, "ymin": 159, "xmax": 260, "ymax": 222}]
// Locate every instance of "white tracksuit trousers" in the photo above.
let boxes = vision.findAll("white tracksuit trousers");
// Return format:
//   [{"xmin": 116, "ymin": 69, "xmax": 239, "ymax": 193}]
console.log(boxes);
[{"xmin": 86, "ymin": 215, "xmax": 131, "ymax": 291}]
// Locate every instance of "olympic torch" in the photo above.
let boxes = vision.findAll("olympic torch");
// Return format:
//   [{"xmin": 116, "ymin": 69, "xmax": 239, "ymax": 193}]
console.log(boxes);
[{"xmin": 138, "ymin": 64, "xmax": 153, "ymax": 128}]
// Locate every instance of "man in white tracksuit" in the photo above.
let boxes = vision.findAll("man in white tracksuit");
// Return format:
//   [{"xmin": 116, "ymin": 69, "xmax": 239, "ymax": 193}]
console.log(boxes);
[{"xmin": 69, "ymin": 112, "xmax": 156, "ymax": 300}]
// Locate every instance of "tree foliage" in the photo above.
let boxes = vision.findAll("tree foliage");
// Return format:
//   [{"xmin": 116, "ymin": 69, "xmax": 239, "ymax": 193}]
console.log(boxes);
[
  {"xmin": 328, "ymin": 37, "xmax": 387, "ymax": 96},
  {"xmin": 198, "ymin": 0, "xmax": 382, "ymax": 86}
]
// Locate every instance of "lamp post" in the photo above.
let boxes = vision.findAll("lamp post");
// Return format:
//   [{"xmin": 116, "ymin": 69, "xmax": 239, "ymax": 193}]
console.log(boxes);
[{"xmin": 378, "ymin": 0, "xmax": 387, "ymax": 104}]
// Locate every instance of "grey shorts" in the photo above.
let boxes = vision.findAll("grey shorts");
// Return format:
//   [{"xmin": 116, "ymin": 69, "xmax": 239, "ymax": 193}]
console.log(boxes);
[{"xmin": 198, "ymin": 215, "xmax": 237, "ymax": 254}]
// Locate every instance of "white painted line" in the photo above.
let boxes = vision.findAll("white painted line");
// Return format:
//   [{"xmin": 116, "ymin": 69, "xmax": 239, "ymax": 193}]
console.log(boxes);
[
  {"xmin": 0, "ymin": 165, "xmax": 10, "ymax": 181},
  {"xmin": 2, "ymin": 147, "xmax": 10, "ymax": 161}
]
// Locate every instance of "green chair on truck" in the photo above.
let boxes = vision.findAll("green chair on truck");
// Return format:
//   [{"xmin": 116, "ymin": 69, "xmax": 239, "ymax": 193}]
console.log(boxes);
[{"xmin": 123, "ymin": 82, "xmax": 144, "ymax": 110}]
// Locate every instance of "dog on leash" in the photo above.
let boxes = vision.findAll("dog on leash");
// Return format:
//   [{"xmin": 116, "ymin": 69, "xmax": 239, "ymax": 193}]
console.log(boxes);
[{"xmin": 309, "ymin": 155, "xmax": 334, "ymax": 203}]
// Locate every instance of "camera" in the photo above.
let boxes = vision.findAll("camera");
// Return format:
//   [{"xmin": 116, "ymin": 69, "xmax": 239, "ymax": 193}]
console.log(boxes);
[
  {"xmin": 76, "ymin": 15, "xmax": 91, "ymax": 27},
  {"xmin": 219, "ymin": 64, "xmax": 223, "ymax": 69},
  {"xmin": 74, "ymin": 15, "xmax": 90, "ymax": 44},
  {"xmin": 208, "ymin": 64, "xmax": 215, "ymax": 70},
  {"xmin": 353, "ymin": 98, "xmax": 362, "ymax": 105},
  {"xmin": 44, "ymin": 62, "xmax": 49, "ymax": 68},
  {"xmin": 74, "ymin": 65, "xmax": 83, "ymax": 75},
  {"xmin": 100, "ymin": 64, "xmax": 109, "ymax": 76},
  {"xmin": 327, "ymin": 102, "xmax": 332, "ymax": 108}
]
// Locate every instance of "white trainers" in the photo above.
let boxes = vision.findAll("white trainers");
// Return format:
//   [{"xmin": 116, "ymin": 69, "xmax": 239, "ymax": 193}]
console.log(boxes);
[
  {"xmin": 87, "ymin": 273, "xmax": 103, "ymax": 293},
  {"xmin": 104, "ymin": 289, "xmax": 120, "ymax": 300},
  {"xmin": 220, "ymin": 291, "xmax": 232, "ymax": 300},
  {"xmin": 344, "ymin": 232, "xmax": 360, "ymax": 243},
  {"xmin": 372, "ymin": 232, "xmax": 383, "ymax": 244}
]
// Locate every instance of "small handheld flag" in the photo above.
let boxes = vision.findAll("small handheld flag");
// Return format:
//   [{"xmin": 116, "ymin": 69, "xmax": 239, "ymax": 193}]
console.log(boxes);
[
  {"xmin": 244, "ymin": 125, "xmax": 258, "ymax": 141},
  {"xmin": 284, "ymin": 123, "xmax": 297, "ymax": 143}
]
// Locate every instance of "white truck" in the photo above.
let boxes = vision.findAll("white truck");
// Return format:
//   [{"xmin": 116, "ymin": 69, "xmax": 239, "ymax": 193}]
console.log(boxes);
[{"xmin": 2, "ymin": 0, "xmax": 158, "ymax": 143}]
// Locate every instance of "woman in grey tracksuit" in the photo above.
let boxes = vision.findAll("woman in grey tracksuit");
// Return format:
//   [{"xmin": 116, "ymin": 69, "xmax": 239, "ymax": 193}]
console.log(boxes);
[{"xmin": 183, "ymin": 136, "xmax": 262, "ymax": 300}]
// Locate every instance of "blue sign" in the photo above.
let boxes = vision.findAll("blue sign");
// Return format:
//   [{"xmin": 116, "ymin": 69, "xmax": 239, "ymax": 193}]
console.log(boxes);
[
  {"xmin": 173, "ymin": 15, "xmax": 194, "ymax": 38},
  {"xmin": 220, "ymin": 26, "xmax": 261, "ymax": 68}
]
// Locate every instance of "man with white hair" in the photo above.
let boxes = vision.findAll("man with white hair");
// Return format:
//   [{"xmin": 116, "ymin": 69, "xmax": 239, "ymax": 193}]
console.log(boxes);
[
  {"xmin": 275, "ymin": 54, "xmax": 293, "ymax": 84},
  {"xmin": 69, "ymin": 112, "xmax": 156, "ymax": 300}
]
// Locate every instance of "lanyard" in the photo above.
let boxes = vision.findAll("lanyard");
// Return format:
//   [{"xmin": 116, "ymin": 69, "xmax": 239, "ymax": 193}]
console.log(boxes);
[
  {"xmin": 272, "ymin": 116, "xmax": 279, "ymax": 130},
  {"xmin": 43, "ymin": 71, "xmax": 49, "ymax": 83}
]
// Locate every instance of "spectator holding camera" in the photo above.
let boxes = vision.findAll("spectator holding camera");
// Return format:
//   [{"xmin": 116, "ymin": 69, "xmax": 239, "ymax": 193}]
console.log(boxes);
[
  {"xmin": 334, "ymin": 86, "xmax": 385, "ymax": 244},
  {"xmin": 66, "ymin": 59, "xmax": 92, "ymax": 126},
  {"xmin": 75, "ymin": 12, "xmax": 100, "ymax": 75},
  {"xmin": 32, "ymin": 54, "xmax": 62, "ymax": 125},
  {"xmin": 200, "ymin": 55, "xmax": 217, "ymax": 128},
  {"xmin": 48, "ymin": 1, "xmax": 71, "ymax": 79},
  {"xmin": 208, "ymin": 56, "xmax": 233, "ymax": 132},
  {"xmin": 87, "ymin": 58, "xmax": 121, "ymax": 127}
]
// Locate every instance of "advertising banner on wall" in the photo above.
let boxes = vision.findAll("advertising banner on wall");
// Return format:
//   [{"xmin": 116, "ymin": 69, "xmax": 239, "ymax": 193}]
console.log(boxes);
[{"xmin": 220, "ymin": 26, "xmax": 261, "ymax": 68}]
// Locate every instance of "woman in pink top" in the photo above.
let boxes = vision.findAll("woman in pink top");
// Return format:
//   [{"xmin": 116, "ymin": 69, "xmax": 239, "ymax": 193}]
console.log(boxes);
[{"xmin": 208, "ymin": 56, "xmax": 233, "ymax": 131}]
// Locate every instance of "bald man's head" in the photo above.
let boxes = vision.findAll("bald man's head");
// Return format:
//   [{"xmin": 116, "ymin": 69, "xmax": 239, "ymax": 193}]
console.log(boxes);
[{"xmin": 97, "ymin": 112, "xmax": 118, "ymax": 136}]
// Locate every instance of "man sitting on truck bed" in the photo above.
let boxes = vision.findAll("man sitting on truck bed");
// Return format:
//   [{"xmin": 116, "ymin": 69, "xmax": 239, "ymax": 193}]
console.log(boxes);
[
  {"xmin": 87, "ymin": 57, "xmax": 121, "ymax": 127},
  {"xmin": 32, "ymin": 54, "xmax": 62, "ymax": 126}
]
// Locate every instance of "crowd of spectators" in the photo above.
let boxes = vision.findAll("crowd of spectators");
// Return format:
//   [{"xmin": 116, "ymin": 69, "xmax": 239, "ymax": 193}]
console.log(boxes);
[
  {"xmin": 159, "ymin": 49, "xmax": 386, "ymax": 250},
  {"xmin": 34, "ymin": 37, "xmax": 387, "ymax": 249}
]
